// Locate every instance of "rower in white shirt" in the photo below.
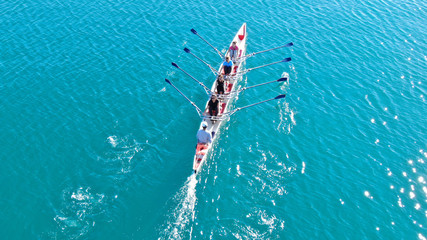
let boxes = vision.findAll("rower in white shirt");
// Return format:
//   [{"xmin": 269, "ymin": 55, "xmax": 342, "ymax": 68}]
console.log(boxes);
[{"xmin": 196, "ymin": 121, "xmax": 212, "ymax": 144}]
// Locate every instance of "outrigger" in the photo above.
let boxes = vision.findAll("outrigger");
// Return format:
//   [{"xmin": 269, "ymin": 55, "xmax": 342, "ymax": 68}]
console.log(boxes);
[{"xmin": 165, "ymin": 23, "xmax": 293, "ymax": 174}]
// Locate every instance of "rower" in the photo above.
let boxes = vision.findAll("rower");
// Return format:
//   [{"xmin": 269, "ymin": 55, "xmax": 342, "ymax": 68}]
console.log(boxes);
[
  {"xmin": 196, "ymin": 121, "xmax": 212, "ymax": 145},
  {"xmin": 195, "ymin": 121, "xmax": 211, "ymax": 166},
  {"xmin": 222, "ymin": 56, "xmax": 233, "ymax": 77},
  {"xmin": 229, "ymin": 41, "xmax": 239, "ymax": 62},
  {"xmin": 216, "ymin": 75, "xmax": 225, "ymax": 95},
  {"xmin": 208, "ymin": 94, "xmax": 219, "ymax": 123}
]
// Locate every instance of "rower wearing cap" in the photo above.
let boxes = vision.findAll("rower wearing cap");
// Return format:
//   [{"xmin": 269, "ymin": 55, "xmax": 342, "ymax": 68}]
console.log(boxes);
[{"xmin": 196, "ymin": 121, "xmax": 212, "ymax": 144}]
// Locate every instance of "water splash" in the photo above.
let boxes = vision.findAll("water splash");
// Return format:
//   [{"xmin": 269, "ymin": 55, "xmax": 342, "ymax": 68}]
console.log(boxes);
[
  {"xmin": 276, "ymin": 72, "xmax": 295, "ymax": 134},
  {"xmin": 301, "ymin": 161, "xmax": 306, "ymax": 174},
  {"xmin": 101, "ymin": 135, "xmax": 143, "ymax": 174},
  {"xmin": 54, "ymin": 187, "xmax": 106, "ymax": 239},
  {"xmin": 107, "ymin": 135, "xmax": 118, "ymax": 148}
]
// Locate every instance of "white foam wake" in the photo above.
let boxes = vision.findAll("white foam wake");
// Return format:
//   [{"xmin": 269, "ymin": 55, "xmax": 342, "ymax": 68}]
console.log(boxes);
[{"xmin": 161, "ymin": 174, "xmax": 198, "ymax": 240}]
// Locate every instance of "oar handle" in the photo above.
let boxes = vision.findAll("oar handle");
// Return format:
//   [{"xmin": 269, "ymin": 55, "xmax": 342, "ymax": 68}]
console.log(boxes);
[
  {"xmin": 237, "ymin": 57, "xmax": 292, "ymax": 74},
  {"xmin": 253, "ymin": 42, "xmax": 294, "ymax": 55},
  {"xmin": 190, "ymin": 28, "xmax": 225, "ymax": 59},
  {"xmin": 183, "ymin": 47, "xmax": 220, "ymax": 75},
  {"xmin": 229, "ymin": 77, "xmax": 288, "ymax": 94},
  {"xmin": 165, "ymin": 78, "xmax": 203, "ymax": 116},
  {"xmin": 171, "ymin": 62, "xmax": 213, "ymax": 95},
  {"xmin": 224, "ymin": 94, "xmax": 286, "ymax": 117},
  {"xmin": 236, "ymin": 42, "xmax": 293, "ymax": 61}
]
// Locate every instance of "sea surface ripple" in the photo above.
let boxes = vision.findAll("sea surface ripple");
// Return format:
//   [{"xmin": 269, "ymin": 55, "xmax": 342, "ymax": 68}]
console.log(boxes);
[{"xmin": 0, "ymin": 0, "xmax": 426, "ymax": 239}]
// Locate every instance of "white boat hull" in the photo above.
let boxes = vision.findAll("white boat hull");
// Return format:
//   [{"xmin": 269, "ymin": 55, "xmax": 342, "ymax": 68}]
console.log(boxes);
[{"xmin": 193, "ymin": 23, "xmax": 247, "ymax": 174}]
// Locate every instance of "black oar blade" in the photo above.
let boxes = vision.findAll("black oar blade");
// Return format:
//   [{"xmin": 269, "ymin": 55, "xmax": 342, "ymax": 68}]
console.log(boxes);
[
  {"xmin": 286, "ymin": 42, "xmax": 294, "ymax": 47},
  {"xmin": 190, "ymin": 28, "xmax": 197, "ymax": 34},
  {"xmin": 282, "ymin": 57, "xmax": 292, "ymax": 62},
  {"xmin": 171, "ymin": 62, "xmax": 178, "ymax": 68},
  {"xmin": 183, "ymin": 47, "xmax": 190, "ymax": 53},
  {"xmin": 275, "ymin": 94, "xmax": 286, "ymax": 99},
  {"xmin": 277, "ymin": 77, "xmax": 288, "ymax": 82},
  {"xmin": 165, "ymin": 78, "xmax": 171, "ymax": 84}
]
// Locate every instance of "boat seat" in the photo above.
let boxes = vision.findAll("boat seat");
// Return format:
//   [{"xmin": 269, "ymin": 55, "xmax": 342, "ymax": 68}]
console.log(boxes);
[
  {"xmin": 227, "ymin": 83, "xmax": 233, "ymax": 92},
  {"xmin": 196, "ymin": 143, "xmax": 208, "ymax": 162},
  {"xmin": 196, "ymin": 143, "xmax": 207, "ymax": 150},
  {"xmin": 220, "ymin": 103, "xmax": 227, "ymax": 114}
]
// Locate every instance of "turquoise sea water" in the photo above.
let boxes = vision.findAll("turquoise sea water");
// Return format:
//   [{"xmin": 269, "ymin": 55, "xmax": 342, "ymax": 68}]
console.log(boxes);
[{"xmin": 1, "ymin": 0, "xmax": 426, "ymax": 239}]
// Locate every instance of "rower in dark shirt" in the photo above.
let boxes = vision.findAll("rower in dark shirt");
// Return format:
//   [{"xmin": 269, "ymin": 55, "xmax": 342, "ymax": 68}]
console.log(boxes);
[
  {"xmin": 208, "ymin": 94, "xmax": 219, "ymax": 117},
  {"xmin": 216, "ymin": 75, "xmax": 225, "ymax": 95}
]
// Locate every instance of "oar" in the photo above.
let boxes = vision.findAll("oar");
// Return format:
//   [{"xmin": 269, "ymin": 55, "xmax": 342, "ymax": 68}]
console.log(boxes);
[
  {"xmin": 165, "ymin": 79, "xmax": 203, "ymax": 116},
  {"xmin": 237, "ymin": 42, "xmax": 293, "ymax": 61},
  {"xmin": 183, "ymin": 48, "xmax": 220, "ymax": 75},
  {"xmin": 171, "ymin": 62, "xmax": 213, "ymax": 95},
  {"xmin": 236, "ymin": 57, "xmax": 292, "ymax": 75},
  {"xmin": 229, "ymin": 77, "xmax": 287, "ymax": 94},
  {"xmin": 190, "ymin": 28, "xmax": 225, "ymax": 59},
  {"xmin": 223, "ymin": 94, "xmax": 286, "ymax": 117}
]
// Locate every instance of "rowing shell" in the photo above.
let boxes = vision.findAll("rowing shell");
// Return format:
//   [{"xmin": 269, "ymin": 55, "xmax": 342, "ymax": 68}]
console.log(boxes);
[{"xmin": 193, "ymin": 23, "xmax": 247, "ymax": 174}]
